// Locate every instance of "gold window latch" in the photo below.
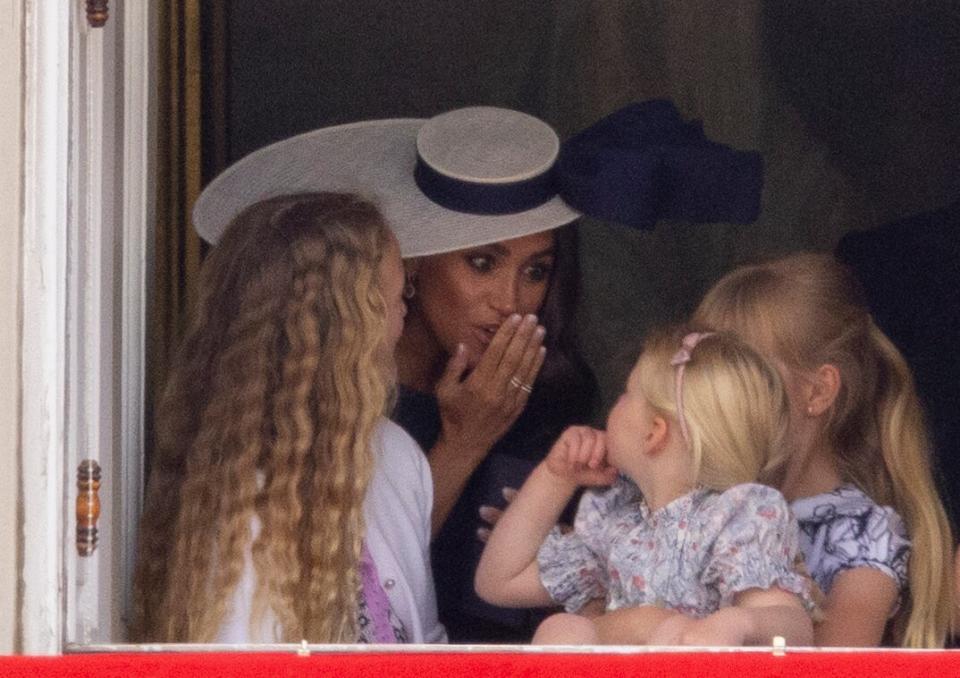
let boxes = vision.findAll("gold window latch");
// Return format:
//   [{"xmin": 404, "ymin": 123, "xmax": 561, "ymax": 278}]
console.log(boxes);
[
  {"xmin": 85, "ymin": 0, "xmax": 109, "ymax": 28},
  {"xmin": 76, "ymin": 459, "xmax": 101, "ymax": 557}
]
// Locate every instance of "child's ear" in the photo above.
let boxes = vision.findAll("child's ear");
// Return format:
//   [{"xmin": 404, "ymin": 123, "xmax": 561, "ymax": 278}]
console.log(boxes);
[
  {"xmin": 644, "ymin": 415, "xmax": 670, "ymax": 453},
  {"xmin": 805, "ymin": 363, "xmax": 841, "ymax": 417}
]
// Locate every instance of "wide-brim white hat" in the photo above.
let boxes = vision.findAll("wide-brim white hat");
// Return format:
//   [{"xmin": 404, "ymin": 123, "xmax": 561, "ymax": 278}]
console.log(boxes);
[{"xmin": 192, "ymin": 107, "xmax": 582, "ymax": 257}]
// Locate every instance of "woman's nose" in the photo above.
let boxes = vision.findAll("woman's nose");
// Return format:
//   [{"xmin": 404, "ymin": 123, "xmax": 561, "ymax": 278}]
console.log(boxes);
[{"xmin": 489, "ymin": 274, "xmax": 520, "ymax": 317}]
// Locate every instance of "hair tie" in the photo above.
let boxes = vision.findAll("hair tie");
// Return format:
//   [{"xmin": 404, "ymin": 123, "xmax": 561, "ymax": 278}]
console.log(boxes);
[{"xmin": 670, "ymin": 332, "xmax": 714, "ymax": 446}]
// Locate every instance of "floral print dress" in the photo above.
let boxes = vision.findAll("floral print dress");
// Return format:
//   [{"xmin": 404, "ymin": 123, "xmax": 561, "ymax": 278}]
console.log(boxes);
[{"xmin": 537, "ymin": 479, "xmax": 813, "ymax": 616}]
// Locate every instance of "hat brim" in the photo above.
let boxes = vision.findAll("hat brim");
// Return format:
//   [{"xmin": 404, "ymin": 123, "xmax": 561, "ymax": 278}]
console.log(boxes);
[{"xmin": 192, "ymin": 119, "xmax": 581, "ymax": 257}]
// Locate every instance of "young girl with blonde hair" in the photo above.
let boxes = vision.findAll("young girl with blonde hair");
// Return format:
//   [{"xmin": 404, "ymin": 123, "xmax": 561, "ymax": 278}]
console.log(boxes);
[
  {"xmin": 693, "ymin": 252, "xmax": 953, "ymax": 647},
  {"xmin": 475, "ymin": 329, "xmax": 815, "ymax": 646},
  {"xmin": 132, "ymin": 192, "xmax": 444, "ymax": 643}
]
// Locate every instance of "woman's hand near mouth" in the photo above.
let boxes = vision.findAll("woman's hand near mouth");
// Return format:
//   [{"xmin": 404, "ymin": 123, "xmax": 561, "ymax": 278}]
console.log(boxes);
[{"xmin": 428, "ymin": 313, "xmax": 546, "ymax": 536}]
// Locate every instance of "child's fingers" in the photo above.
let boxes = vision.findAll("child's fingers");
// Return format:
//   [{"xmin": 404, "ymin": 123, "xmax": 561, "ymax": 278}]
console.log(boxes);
[
  {"xmin": 587, "ymin": 430, "xmax": 607, "ymax": 469},
  {"xmin": 565, "ymin": 426, "xmax": 588, "ymax": 454},
  {"xmin": 580, "ymin": 428, "xmax": 605, "ymax": 468},
  {"xmin": 568, "ymin": 427, "xmax": 589, "ymax": 465},
  {"xmin": 557, "ymin": 426, "xmax": 583, "ymax": 463},
  {"xmin": 547, "ymin": 434, "xmax": 576, "ymax": 475},
  {"xmin": 582, "ymin": 435, "xmax": 603, "ymax": 471},
  {"xmin": 558, "ymin": 432, "xmax": 578, "ymax": 463},
  {"xmin": 549, "ymin": 426, "xmax": 607, "ymax": 480}
]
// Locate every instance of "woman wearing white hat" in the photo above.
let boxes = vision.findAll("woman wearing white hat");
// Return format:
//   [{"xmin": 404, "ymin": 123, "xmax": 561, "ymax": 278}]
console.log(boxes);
[
  {"xmin": 390, "ymin": 108, "xmax": 598, "ymax": 642},
  {"xmin": 188, "ymin": 101, "xmax": 765, "ymax": 643},
  {"xmin": 192, "ymin": 105, "xmax": 597, "ymax": 643}
]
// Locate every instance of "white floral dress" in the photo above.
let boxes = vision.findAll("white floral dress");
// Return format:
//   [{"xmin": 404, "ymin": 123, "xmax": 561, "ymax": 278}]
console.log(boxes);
[{"xmin": 537, "ymin": 479, "xmax": 813, "ymax": 616}]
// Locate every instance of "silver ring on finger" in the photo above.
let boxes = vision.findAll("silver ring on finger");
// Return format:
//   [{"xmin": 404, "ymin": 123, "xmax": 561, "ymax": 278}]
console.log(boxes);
[
  {"xmin": 509, "ymin": 375, "xmax": 523, "ymax": 390},
  {"xmin": 519, "ymin": 382, "xmax": 533, "ymax": 394}
]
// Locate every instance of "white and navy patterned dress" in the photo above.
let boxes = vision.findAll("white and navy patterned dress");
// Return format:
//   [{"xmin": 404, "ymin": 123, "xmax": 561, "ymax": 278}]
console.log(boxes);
[
  {"xmin": 537, "ymin": 479, "xmax": 813, "ymax": 617},
  {"xmin": 791, "ymin": 484, "xmax": 910, "ymax": 608}
]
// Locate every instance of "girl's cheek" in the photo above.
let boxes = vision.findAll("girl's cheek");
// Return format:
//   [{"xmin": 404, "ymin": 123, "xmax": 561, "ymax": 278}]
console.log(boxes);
[{"xmin": 606, "ymin": 397, "xmax": 624, "ymax": 434}]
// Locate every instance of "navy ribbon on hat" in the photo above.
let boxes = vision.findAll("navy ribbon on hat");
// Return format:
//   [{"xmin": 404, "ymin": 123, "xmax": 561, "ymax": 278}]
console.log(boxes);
[
  {"xmin": 414, "ymin": 100, "xmax": 764, "ymax": 228},
  {"xmin": 414, "ymin": 159, "xmax": 558, "ymax": 215},
  {"xmin": 556, "ymin": 100, "xmax": 764, "ymax": 227}
]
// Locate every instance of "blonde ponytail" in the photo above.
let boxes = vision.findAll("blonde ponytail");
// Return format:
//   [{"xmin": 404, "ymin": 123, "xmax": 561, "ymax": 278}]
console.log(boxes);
[
  {"xmin": 693, "ymin": 252, "xmax": 954, "ymax": 647},
  {"xmin": 868, "ymin": 323, "xmax": 953, "ymax": 647}
]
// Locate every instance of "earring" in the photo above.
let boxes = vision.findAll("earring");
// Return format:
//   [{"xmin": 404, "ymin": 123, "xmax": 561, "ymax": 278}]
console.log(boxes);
[{"xmin": 403, "ymin": 276, "xmax": 416, "ymax": 300}]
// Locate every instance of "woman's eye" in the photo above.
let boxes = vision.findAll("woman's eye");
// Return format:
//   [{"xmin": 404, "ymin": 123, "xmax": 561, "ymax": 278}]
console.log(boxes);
[
  {"xmin": 467, "ymin": 255, "xmax": 494, "ymax": 273},
  {"xmin": 525, "ymin": 261, "xmax": 553, "ymax": 283}
]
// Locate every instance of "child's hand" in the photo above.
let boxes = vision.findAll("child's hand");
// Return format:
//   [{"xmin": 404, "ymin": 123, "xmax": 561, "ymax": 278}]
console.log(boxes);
[{"xmin": 543, "ymin": 426, "xmax": 618, "ymax": 487}]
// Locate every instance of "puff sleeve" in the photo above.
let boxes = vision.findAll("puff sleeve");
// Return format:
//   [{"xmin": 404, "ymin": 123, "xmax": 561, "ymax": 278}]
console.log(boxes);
[
  {"xmin": 536, "ymin": 477, "xmax": 639, "ymax": 613},
  {"xmin": 803, "ymin": 499, "xmax": 910, "ymax": 597},
  {"xmin": 700, "ymin": 484, "xmax": 814, "ymax": 610}
]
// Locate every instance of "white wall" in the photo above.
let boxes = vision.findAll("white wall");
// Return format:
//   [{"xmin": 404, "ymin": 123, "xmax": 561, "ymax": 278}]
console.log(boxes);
[{"xmin": 0, "ymin": 0, "xmax": 24, "ymax": 655}]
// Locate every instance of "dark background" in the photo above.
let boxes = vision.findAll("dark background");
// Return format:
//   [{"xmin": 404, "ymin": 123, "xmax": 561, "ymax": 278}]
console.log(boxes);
[
  {"xmin": 200, "ymin": 2, "xmax": 960, "ymax": 516},
  {"xmin": 210, "ymin": 0, "xmax": 958, "ymax": 403}
]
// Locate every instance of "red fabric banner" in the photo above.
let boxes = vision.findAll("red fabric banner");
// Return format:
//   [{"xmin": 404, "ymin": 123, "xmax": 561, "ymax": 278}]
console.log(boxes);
[{"xmin": 2, "ymin": 651, "xmax": 960, "ymax": 678}]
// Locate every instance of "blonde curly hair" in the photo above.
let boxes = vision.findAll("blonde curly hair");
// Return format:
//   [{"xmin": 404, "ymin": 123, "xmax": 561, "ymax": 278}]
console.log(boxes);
[{"xmin": 132, "ymin": 192, "xmax": 394, "ymax": 642}]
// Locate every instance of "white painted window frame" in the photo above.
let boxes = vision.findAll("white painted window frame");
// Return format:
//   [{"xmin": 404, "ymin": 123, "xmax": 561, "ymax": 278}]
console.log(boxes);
[
  {"xmin": 20, "ymin": 0, "xmax": 154, "ymax": 653},
  {"xmin": 21, "ymin": 0, "xmax": 71, "ymax": 654}
]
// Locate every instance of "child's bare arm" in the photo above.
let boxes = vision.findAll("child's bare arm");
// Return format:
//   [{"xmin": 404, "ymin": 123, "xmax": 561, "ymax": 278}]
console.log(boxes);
[
  {"xmin": 814, "ymin": 568, "xmax": 898, "ymax": 646},
  {"xmin": 731, "ymin": 587, "xmax": 813, "ymax": 646},
  {"xmin": 474, "ymin": 461, "xmax": 574, "ymax": 607},
  {"xmin": 648, "ymin": 588, "xmax": 813, "ymax": 647},
  {"xmin": 474, "ymin": 426, "xmax": 615, "ymax": 608},
  {"xmin": 591, "ymin": 606, "xmax": 681, "ymax": 644}
]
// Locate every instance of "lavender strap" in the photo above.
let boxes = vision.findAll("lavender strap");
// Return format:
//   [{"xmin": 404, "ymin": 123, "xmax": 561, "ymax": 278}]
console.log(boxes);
[{"xmin": 359, "ymin": 542, "xmax": 399, "ymax": 643}]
